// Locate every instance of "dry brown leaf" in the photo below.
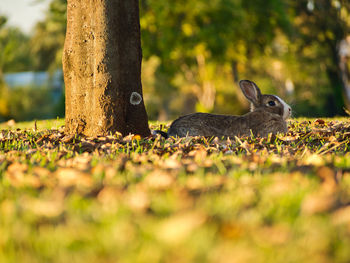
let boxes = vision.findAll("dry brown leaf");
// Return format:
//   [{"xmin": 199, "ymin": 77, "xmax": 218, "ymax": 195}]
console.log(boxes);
[
  {"xmin": 278, "ymin": 135, "xmax": 298, "ymax": 142},
  {"xmin": 315, "ymin": 119, "xmax": 325, "ymax": 125},
  {"xmin": 220, "ymin": 222, "xmax": 244, "ymax": 239},
  {"xmin": 328, "ymin": 136, "xmax": 338, "ymax": 142},
  {"xmin": 25, "ymin": 149, "xmax": 37, "ymax": 155},
  {"xmin": 72, "ymin": 153, "xmax": 92, "ymax": 171},
  {"xmin": 74, "ymin": 141, "xmax": 96, "ymax": 153},
  {"xmin": 7, "ymin": 162, "xmax": 28, "ymax": 175},
  {"xmin": 332, "ymin": 206, "xmax": 350, "ymax": 226},
  {"xmin": 32, "ymin": 167, "xmax": 51, "ymax": 179},
  {"xmin": 156, "ymin": 212, "xmax": 206, "ymax": 244},
  {"xmin": 303, "ymin": 154, "xmax": 325, "ymax": 166},
  {"xmin": 301, "ymin": 192, "xmax": 336, "ymax": 215},
  {"xmin": 97, "ymin": 186, "xmax": 121, "ymax": 210},
  {"xmin": 186, "ymin": 162, "xmax": 199, "ymax": 173},
  {"xmin": 254, "ymin": 225, "xmax": 290, "ymax": 245},
  {"xmin": 92, "ymin": 164, "xmax": 117, "ymax": 182},
  {"xmin": 5, "ymin": 163, "xmax": 29, "ymax": 187},
  {"xmin": 22, "ymin": 190, "xmax": 65, "ymax": 218},
  {"xmin": 266, "ymin": 177, "xmax": 291, "ymax": 197},
  {"xmin": 210, "ymin": 244, "xmax": 254, "ymax": 263},
  {"xmin": 186, "ymin": 176, "xmax": 204, "ymax": 191},
  {"xmin": 55, "ymin": 168, "xmax": 93, "ymax": 188},
  {"xmin": 188, "ymin": 145, "xmax": 208, "ymax": 162},
  {"xmin": 60, "ymin": 134, "xmax": 75, "ymax": 143},
  {"xmin": 317, "ymin": 166, "xmax": 337, "ymax": 193},
  {"xmin": 125, "ymin": 189, "xmax": 150, "ymax": 212},
  {"xmin": 123, "ymin": 134, "xmax": 135, "ymax": 142},
  {"xmin": 6, "ymin": 119, "xmax": 16, "ymax": 127},
  {"xmin": 144, "ymin": 170, "xmax": 175, "ymax": 190},
  {"xmin": 26, "ymin": 199, "xmax": 64, "ymax": 218},
  {"xmin": 132, "ymin": 135, "xmax": 142, "ymax": 141},
  {"xmin": 162, "ymin": 157, "xmax": 181, "ymax": 169}
]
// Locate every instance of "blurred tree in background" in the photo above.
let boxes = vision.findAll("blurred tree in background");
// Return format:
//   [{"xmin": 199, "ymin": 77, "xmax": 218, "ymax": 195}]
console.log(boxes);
[
  {"xmin": 31, "ymin": 0, "xmax": 67, "ymax": 72},
  {"xmin": 140, "ymin": 0, "xmax": 291, "ymax": 119},
  {"xmin": 0, "ymin": 15, "xmax": 8, "ymax": 119},
  {"xmin": 0, "ymin": 0, "xmax": 349, "ymax": 121},
  {"xmin": 140, "ymin": 0, "xmax": 350, "ymax": 118},
  {"xmin": 289, "ymin": 0, "xmax": 350, "ymax": 115},
  {"xmin": 0, "ymin": 17, "xmax": 33, "ymax": 74},
  {"xmin": 0, "ymin": 15, "xmax": 34, "ymax": 120},
  {"xmin": 0, "ymin": 0, "xmax": 66, "ymax": 121}
]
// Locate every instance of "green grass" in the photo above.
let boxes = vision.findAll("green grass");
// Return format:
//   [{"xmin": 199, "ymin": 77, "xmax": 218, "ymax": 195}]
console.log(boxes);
[
  {"xmin": 0, "ymin": 118, "xmax": 350, "ymax": 263},
  {"xmin": 0, "ymin": 118, "xmax": 65, "ymax": 130}
]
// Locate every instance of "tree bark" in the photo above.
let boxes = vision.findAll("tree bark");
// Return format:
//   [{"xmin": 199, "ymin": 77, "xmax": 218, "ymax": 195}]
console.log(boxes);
[
  {"xmin": 63, "ymin": 0, "xmax": 150, "ymax": 137},
  {"xmin": 339, "ymin": 37, "xmax": 350, "ymax": 109}
]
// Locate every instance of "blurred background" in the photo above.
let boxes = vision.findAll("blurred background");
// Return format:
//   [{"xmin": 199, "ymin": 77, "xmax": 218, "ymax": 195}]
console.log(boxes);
[{"xmin": 0, "ymin": 0, "xmax": 350, "ymax": 122}]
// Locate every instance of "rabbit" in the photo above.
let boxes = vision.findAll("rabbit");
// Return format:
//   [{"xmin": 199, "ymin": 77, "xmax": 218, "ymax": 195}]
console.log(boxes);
[{"xmin": 153, "ymin": 80, "xmax": 292, "ymax": 138}]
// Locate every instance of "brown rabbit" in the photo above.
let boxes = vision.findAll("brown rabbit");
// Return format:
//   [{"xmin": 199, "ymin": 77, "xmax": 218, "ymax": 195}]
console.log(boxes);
[{"xmin": 154, "ymin": 80, "xmax": 292, "ymax": 138}]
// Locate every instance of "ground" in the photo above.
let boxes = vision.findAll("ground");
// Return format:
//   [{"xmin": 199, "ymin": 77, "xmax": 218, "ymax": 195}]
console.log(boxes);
[{"xmin": 0, "ymin": 118, "xmax": 350, "ymax": 263}]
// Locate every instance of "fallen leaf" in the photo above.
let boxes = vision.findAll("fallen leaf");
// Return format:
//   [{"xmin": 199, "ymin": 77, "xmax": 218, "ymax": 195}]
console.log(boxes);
[
  {"xmin": 315, "ymin": 119, "xmax": 325, "ymax": 125},
  {"xmin": 278, "ymin": 135, "xmax": 298, "ymax": 142},
  {"xmin": 303, "ymin": 154, "xmax": 325, "ymax": 166},
  {"xmin": 7, "ymin": 162, "xmax": 28, "ymax": 175},
  {"xmin": 97, "ymin": 186, "xmax": 121, "ymax": 210},
  {"xmin": 132, "ymin": 135, "xmax": 142, "ymax": 141},
  {"xmin": 317, "ymin": 166, "xmax": 337, "ymax": 193},
  {"xmin": 55, "ymin": 168, "xmax": 93, "ymax": 188},
  {"xmin": 74, "ymin": 141, "xmax": 96, "ymax": 153},
  {"xmin": 302, "ymin": 192, "xmax": 336, "ymax": 215},
  {"xmin": 254, "ymin": 225, "xmax": 290, "ymax": 245},
  {"xmin": 162, "ymin": 157, "xmax": 181, "ymax": 169},
  {"xmin": 72, "ymin": 153, "xmax": 92, "ymax": 170},
  {"xmin": 332, "ymin": 206, "xmax": 350, "ymax": 225},
  {"xmin": 32, "ymin": 167, "xmax": 51, "ymax": 178},
  {"xmin": 144, "ymin": 170, "xmax": 174, "ymax": 190},
  {"xmin": 156, "ymin": 212, "xmax": 206, "ymax": 244},
  {"xmin": 220, "ymin": 222, "xmax": 244, "ymax": 239},
  {"xmin": 61, "ymin": 134, "xmax": 76, "ymax": 143},
  {"xmin": 22, "ymin": 190, "xmax": 65, "ymax": 218},
  {"xmin": 6, "ymin": 119, "xmax": 16, "ymax": 127},
  {"xmin": 125, "ymin": 189, "xmax": 150, "ymax": 212}
]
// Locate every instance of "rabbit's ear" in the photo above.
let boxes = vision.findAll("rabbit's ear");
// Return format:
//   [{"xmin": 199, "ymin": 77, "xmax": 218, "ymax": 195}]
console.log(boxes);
[{"xmin": 239, "ymin": 80, "xmax": 261, "ymax": 104}]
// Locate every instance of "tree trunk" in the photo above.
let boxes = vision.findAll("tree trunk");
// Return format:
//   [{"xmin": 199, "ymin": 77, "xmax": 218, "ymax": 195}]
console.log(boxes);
[
  {"xmin": 63, "ymin": 0, "xmax": 150, "ymax": 137},
  {"xmin": 338, "ymin": 37, "xmax": 350, "ymax": 109}
]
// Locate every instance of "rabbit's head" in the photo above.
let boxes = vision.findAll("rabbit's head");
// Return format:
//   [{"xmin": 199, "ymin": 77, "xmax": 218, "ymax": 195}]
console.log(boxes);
[{"xmin": 239, "ymin": 80, "xmax": 292, "ymax": 120}]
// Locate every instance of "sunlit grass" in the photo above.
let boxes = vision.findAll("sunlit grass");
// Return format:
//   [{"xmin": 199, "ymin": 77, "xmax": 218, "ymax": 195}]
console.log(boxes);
[
  {"xmin": 0, "ymin": 118, "xmax": 65, "ymax": 130},
  {"xmin": 0, "ymin": 117, "xmax": 350, "ymax": 263}
]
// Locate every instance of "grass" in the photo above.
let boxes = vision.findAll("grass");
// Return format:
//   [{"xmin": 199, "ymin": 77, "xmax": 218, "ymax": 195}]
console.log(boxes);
[
  {"xmin": 0, "ymin": 118, "xmax": 65, "ymax": 130},
  {"xmin": 0, "ymin": 118, "xmax": 350, "ymax": 263}
]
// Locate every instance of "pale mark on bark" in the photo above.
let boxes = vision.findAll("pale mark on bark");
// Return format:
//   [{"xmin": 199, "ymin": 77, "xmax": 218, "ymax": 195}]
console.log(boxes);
[{"xmin": 130, "ymin": 92, "xmax": 142, "ymax": 105}]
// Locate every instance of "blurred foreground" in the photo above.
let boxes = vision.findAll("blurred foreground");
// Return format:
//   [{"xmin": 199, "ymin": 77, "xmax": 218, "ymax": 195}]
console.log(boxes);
[{"xmin": 0, "ymin": 118, "xmax": 350, "ymax": 262}]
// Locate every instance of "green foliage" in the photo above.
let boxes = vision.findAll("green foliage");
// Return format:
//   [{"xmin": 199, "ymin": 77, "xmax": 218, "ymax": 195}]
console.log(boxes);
[
  {"xmin": 0, "ymin": 118, "xmax": 350, "ymax": 262},
  {"xmin": 0, "ymin": 15, "xmax": 33, "ymax": 120},
  {"xmin": 0, "ymin": 2, "xmax": 66, "ymax": 122},
  {"xmin": 53, "ymin": 91, "xmax": 65, "ymax": 118},
  {"xmin": 2, "ymin": 0, "xmax": 350, "ymax": 121},
  {"xmin": 285, "ymin": 0, "xmax": 350, "ymax": 115},
  {"xmin": 5, "ymin": 86, "xmax": 58, "ymax": 121},
  {"xmin": 0, "ymin": 17, "xmax": 33, "ymax": 73},
  {"xmin": 140, "ymin": 0, "xmax": 293, "ymax": 118},
  {"xmin": 139, "ymin": 0, "xmax": 350, "ymax": 118},
  {"xmin": 30, "ymin": 0, "xmax": 67, "ymax": 72}
]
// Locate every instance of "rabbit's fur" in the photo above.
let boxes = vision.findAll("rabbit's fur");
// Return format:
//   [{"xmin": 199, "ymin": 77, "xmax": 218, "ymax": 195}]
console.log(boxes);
[{"xmin": 159, "ymin": 80, "xmax": 291, "ymax": 138}]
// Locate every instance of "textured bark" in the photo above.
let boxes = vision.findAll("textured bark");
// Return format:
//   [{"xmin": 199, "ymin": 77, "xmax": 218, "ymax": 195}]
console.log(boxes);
[
  {"xmin": 339, "ymin": 38, "xmax": 350, "ymax": 109},
  {"xmin": 63, "ymin": 0, "xmax": 150, "ymax": 137}
]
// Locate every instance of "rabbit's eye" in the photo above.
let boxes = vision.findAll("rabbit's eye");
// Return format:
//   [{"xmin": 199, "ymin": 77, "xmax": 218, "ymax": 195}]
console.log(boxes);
[{"xmin": 267, "ymin": 101, "xmax": 276, "ymax": 106}]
